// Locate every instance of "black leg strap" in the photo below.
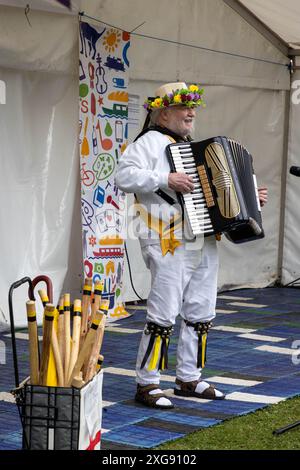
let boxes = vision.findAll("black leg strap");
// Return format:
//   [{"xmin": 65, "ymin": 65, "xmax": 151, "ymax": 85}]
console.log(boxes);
[
  {"xmin": 184, "ymin": 320, "xmax": 213, "ymax": 368},
  {"xmin": 140, "ymin": 322, "xmax": 174, "ymax": 371}
]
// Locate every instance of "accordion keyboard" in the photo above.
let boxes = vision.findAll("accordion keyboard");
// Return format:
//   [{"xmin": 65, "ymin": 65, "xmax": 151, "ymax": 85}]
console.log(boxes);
[{"xmin": 168, "ymin": 142, "xmax": 214, "ymax": 236}]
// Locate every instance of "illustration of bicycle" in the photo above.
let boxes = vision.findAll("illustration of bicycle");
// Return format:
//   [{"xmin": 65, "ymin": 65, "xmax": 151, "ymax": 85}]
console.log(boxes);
[{"xmin": 81, "ymin": 162, "xmax": 95, "ymax": 187}]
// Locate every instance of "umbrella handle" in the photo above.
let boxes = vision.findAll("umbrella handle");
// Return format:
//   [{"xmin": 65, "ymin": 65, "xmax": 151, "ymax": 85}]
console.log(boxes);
[{"xmin": 30, "ymin": 275, "xmax": 53, "ymax": 303}]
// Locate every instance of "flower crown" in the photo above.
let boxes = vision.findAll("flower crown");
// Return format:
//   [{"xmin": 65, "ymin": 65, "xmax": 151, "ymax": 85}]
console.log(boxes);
[{"xmin": 143, "ymin": 84, "xmax": 205, "ymax": 111}]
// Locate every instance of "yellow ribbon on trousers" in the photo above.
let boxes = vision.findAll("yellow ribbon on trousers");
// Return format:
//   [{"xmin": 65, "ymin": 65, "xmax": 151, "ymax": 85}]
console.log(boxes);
[
  {"xmin": 201, "ymin": 333, "xmax": 207, "ymax": 369},
  {"xmin": 148, "ymin": 336, "xmax": 169, "ymax": 371},
  {"xmin": 134, "ymin": 198, "xmax": 182, "ymax": 256}
]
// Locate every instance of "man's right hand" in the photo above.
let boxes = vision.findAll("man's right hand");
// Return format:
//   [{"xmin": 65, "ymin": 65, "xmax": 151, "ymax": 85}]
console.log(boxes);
[{"xmin": 168, "ymin": 172, "xmax": 194, "ymax": 194}]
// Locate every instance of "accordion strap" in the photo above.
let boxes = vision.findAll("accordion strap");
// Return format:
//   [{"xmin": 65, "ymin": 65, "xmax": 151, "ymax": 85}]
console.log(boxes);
[
  {"xmin": 155, "ymin": 188, "xmax": 177, "ymax": 206},
  {"xmin": 134, "ymin": 129, "xmax": 180, "ymax": 206},
  {"xmin": 134, "ymin": 126, "xmax": 188, "ymax": 241}
]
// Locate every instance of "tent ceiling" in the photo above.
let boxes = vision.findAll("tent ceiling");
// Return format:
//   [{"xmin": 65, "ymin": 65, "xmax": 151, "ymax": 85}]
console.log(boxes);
[
  {"xmin": 1, "ymin": 0, "xmax": 300, "ymax": 50},
  {"xmin": 239, "ymin": 0, "xmax": 300, "ymax": 48}
]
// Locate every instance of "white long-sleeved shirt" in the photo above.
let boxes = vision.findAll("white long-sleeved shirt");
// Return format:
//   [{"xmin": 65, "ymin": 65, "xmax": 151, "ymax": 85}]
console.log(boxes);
[{"xmin": 115, "ymin": 130, "xmax": 184, "ymax": 246}]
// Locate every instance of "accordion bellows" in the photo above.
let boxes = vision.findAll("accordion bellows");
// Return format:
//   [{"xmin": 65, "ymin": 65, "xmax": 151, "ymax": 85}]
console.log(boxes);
[{"xmin": 167, "ymin": 136, "xmax": 264, "ymax": 244}]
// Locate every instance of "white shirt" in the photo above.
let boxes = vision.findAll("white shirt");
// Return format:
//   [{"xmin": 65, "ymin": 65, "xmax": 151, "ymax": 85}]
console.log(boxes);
[{"xmin": 115, "ymin": 130, "xmax": 184, "ymax": 246}]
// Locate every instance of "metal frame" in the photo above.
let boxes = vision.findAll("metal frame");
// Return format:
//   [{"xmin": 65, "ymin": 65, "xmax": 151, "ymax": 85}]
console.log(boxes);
[
  {"xmin": 289, "ymin": 49, "xmax": 300, "ymax": 57},
  {"xmin": 15, "ymin": 381, "xmax": 81, "ymax": 450},
  {"xmin": 276, "ymin": 87, "xmax": 292, "ymax": 283}
]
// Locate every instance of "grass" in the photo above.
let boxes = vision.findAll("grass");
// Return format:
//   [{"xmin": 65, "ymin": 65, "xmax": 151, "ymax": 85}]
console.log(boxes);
[{"xmin": 157, "ymin": 396, "xmax": 300, "ymax": 450}]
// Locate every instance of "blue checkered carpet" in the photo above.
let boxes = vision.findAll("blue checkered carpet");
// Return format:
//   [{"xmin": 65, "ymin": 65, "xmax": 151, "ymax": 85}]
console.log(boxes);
[{"xmin": 1, "ymin": 287, "xmax": 300, "ymax": 449}]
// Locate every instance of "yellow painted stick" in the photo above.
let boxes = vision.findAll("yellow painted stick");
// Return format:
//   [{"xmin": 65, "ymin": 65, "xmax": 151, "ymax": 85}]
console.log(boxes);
[
  {"xmin": 51, "ymin": 317, "xmax": 64, "ymax": 387},
  {"xmin": 39, "ymin": 304, "xmax": 55, "ymax": 386},
  {"xmin": 26, "ymin": 301, "xmax": 39, "ymax": 385},
  {"xmin": 38, "ymin": 289, "xmax": 48, "ymax": 307},
  {"xmin": 90, "ymin": 281, "xmax": 103, "ymax": 322},
  {"xmin": 80, "ymin": 277, "xmax": 92, "ymax": 346},
  {"xmin": 57, "ymin": 296, "xmax": 65, "ymax": 369},
  {"xmin": 63, "ymin": 293, "xmax": 71, "ymax": 386},
  {"xmin": 96, "ymin": 354, "xmax": 104, "ymax": 372},
  {"xmin": 38, "ymin": 289, "xmax": 57, "ymax": 386},
  {"xmin": 81, "ymin": 280, "xmax": 103, "ymax": 379},
  {"xmin": 67, "ymin": 299, "xmax": 82, "ymax": 385},
  {"xmin": 84, "ymin": 300, "xmax": 109, "ymax": 382}
]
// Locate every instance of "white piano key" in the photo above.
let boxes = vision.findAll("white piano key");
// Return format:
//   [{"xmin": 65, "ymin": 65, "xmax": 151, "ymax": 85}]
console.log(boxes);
[
  {"xmin": 185, "ymin": 206, "xmax": 206, "ymax": 214},
  {"xmin": 186, "ymin": 199, "xmax": 205, "ymax": 204},
  {"xmin": 185, "ymin": 201, "xmax": 206, "ymax": 206},
  {"xmin": 189, "ymin": 217, "xmax": 212, "ymax": 224}
]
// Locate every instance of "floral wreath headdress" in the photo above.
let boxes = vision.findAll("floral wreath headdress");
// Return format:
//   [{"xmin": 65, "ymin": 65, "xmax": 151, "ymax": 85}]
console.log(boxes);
[{"xmin": 144, "ymin": 84, "xmax": 205, "ymax": 111}]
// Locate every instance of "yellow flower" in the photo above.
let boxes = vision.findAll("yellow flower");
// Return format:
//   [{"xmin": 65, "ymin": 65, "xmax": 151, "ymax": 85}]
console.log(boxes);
[
  {"xmin": 152, "ymin": 98, "xmax": 163, "ymax": 108},
  {"xmin": 189, "ymin": 84, "xmax": 198, "ymax": 92},
  {"xmin": 173, "ymin": 94, "xmax": 182, "ymax": 103}
]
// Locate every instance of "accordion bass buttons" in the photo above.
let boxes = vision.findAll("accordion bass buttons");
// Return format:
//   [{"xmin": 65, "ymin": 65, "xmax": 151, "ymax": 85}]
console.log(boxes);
[{"xmin": 196, "ymin": 164, "xmax": 215, "ymax": 208}]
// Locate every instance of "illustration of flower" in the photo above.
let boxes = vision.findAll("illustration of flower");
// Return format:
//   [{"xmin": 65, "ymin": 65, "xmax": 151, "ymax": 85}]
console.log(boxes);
[{"xmin": 89, "ymin": 235, "xmax": 97, "ymax": 247}]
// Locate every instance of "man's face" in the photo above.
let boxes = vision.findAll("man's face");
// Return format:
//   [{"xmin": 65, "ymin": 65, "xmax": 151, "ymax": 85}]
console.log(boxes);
[{"xmin": 163, "ymin": 106, "xmax": 197, "ymax": 137}]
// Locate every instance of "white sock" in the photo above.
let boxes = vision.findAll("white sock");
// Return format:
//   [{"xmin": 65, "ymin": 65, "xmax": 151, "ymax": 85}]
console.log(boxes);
[
  {"xmin": 149, "ymin": 388, "xmax": 173, "ymax": 407},
  {"xmin": 195, "ymin": 381, "xmax": 224, "ymax": 398}
]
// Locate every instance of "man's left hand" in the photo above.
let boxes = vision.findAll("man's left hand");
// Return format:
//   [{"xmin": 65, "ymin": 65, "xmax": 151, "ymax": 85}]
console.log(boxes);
[{"xmin": 258, "ymin": 187, "xmax": 268, "ymax": 207}]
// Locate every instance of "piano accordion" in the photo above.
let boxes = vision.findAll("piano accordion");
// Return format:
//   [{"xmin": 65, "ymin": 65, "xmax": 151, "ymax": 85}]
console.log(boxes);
[{"xmin": 166, "ymin": 136, "xmax": 264, "ymax": 243}]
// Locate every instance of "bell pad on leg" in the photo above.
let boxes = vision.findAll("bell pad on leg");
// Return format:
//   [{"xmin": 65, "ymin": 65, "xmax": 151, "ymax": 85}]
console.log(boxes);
[
  {"xmin": 140, "ymin": 322, "xmax": 174, "ymax": 371},
  {"xmin": 184, "ymin": 320, "xmax": 212, "ymax": 368}
]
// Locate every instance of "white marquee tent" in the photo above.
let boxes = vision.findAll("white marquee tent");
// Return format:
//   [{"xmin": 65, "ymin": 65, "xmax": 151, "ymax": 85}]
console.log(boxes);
[{"xmin": 1, "ymin": 0, "xmax": 300, "ymax": 326}]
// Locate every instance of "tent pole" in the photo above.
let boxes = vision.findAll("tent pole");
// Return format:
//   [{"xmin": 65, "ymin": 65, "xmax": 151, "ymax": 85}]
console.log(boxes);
[{"xmin": 276, "ymin": 61, "xmax": 293, "ymax": 285}]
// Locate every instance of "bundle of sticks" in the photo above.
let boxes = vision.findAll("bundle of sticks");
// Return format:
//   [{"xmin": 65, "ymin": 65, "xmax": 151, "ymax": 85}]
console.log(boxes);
[{"xmin": 26, "ymin": 277, "xmax": 108, "ymax": 388}]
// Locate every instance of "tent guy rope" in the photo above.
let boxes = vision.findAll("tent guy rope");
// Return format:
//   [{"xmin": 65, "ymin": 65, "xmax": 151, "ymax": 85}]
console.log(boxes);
[{"xmin": 79, "ymin": 11, "xmax": 290, "ymax": 69}]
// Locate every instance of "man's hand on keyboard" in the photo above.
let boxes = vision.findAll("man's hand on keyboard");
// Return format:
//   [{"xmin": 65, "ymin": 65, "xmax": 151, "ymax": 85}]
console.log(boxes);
[{"xmin": 168, "ymin": 173, "xmax": 194, "ymax": 194}]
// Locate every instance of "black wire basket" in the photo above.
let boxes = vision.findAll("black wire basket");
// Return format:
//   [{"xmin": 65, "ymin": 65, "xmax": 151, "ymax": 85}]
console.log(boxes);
[
  {"xmin": 13, "ymin": 379, "xmax": 81, "ymax": 450},
  {"xmin": 9, "ymin": 277, "xmax": 103, "ymax": 450}
]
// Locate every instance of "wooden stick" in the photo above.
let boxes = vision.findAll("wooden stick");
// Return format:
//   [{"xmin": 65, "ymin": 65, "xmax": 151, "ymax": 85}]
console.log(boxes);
[
  {"xmin": 63, "ymin": 293, "xmax": 71, "ymax": 386},
  {"xmin": 26, "ymin": 301, "xmax": 39, "ymax": 385},
  {"xmin": 39, "ymin": 290, "xmax": 58, "ymax": 386},
  {"xmin": 57, "ymin": 296, "xmax": 65, "ymax": 369},
  {"xmin": 71, "ymin": 373, "xmax": 85, "ymax": 389},
  {"xmin": 39, "ymin": 304, "xmax": 55, "ymax": 386},
  {"xmin": 68, "ymin": 309, "xmax": 102, "ymax": 387},
  {"xmin": 67, "ymin": 299, "xmax": 82, "ymax": 385},
  {"xmin": 90, "ymin": 281, "xmax": 103, "ymax": 322},
  {"xmin": 84, "ymin": 300, "xmax": 108, "ymax": 382},
  {"xmin": 80, "ymin": 277, "xmax": 92, "ymax": 347},
  {"xmin": 96, "ymin": 354, "xmax": 104, "ymax": 372},
  {"xmin": 38, "ymin": 288, "xmax": 49, "ymax": 307},
  {"xmin": 51, "ymin": 315, "xmax": 64, "ymax": 387},
  {"xmin": 81, "ymin": 280, "xmax": 103, "ymax": 378}
]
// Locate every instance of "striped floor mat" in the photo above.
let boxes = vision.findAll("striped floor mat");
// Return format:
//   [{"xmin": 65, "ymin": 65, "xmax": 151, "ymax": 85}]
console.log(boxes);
[{"xmin": 1, "ymin": 287, "xmax": 300, "ymax": 449}]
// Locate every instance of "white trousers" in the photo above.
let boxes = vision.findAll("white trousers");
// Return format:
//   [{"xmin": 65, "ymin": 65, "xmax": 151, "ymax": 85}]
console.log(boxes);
[{"xmin": 136, "ymin": 236, "xmax": 219, "ymax": 385}]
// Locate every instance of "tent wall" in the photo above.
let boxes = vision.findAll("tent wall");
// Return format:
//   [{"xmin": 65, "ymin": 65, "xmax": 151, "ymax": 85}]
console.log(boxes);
[
  {"xmin": 0, "ymin": 0, "xmax": 291, "ymax": 326},
  {"xmin": 124, "ymin": 80, "xmax": 287, "ymax": 300},
  {"xmin": 0, "ymin": 66, "xmax": 82, "ymax": 327}
]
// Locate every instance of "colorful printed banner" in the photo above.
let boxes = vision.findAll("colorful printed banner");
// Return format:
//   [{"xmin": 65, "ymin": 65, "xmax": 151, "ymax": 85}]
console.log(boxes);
[{"xmin": 79, "ymin": 21, "xmax": 130, "ymax": 321}]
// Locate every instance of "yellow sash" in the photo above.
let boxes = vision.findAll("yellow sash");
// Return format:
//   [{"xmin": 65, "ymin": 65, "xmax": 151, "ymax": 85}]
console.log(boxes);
[{"xmin": 135, "ymin": 198, "xmax": 182, "ymax": 256}]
